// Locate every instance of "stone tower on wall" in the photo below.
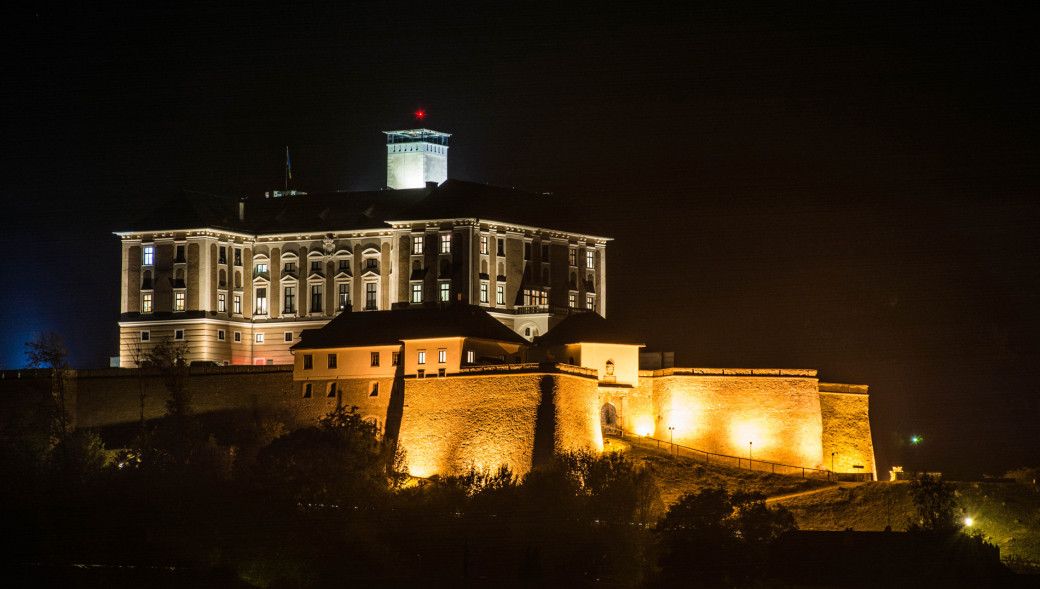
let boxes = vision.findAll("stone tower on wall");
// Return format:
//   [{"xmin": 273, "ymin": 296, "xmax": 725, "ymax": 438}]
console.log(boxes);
[{"xmin": 384, "ymin": 129, "xmax": 451, "ymax": 189}]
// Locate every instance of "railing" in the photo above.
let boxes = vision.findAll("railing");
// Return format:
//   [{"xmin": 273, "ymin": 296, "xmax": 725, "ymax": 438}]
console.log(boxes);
[
  {"xmin": 514, "ymin": 305, "xmax": 549, "ymax": 314},
  {"xmin": 457, "ymin": 362, "xmax": 598, "ymax": 378},
  {"xmin": 613, "ymin": 432, "xmax": 841, "ymax": 481}
]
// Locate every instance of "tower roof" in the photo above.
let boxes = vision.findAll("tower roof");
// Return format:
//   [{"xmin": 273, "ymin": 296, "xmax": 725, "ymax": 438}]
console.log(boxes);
[{"xmin": 384, "ymin": 129, "xmax": 451, "ymax": 145}]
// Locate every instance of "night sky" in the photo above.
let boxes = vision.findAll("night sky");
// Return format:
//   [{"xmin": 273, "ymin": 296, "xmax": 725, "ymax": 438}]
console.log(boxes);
[{"xmin": 3, "ymin": 2, "xmax": 1038, "ymax": 479}]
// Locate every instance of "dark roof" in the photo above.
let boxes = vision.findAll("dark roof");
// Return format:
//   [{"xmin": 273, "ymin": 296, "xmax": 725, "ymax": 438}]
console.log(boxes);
[
  {"xmin": 389, "ymin": 179, "xmax": 607, "ymax": 237},
  {"xmin": 537, "ymin": 312, "xmax": 644, "ymax": 346},
  {"xmin": 290, "ymin": 304, "xmax": 528, "ymax": 350},
  {"xmin": 123, "ymin": 190, "xmax": 250, "ymax": 233}
]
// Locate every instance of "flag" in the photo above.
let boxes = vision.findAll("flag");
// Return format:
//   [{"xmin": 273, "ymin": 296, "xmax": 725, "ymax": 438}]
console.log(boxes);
[{"xmin": 286, "ymin": 146, "xmax": 292, "ymax": 180}]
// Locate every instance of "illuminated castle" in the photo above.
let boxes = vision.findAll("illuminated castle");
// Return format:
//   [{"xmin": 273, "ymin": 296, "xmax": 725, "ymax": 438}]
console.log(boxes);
[{"xmin": 107, "ymin": 127, "xmax": 876, "ymax": 479}]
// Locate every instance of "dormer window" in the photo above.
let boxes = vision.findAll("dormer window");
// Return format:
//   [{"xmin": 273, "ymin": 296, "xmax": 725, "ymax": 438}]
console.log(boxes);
[
  {"xmin": 440, "ymin": 233, "xmax": 451, "ymax": 254},
  {"xmin": 255, "ymin": 263, "xmax": 268, "ymax": 274},
  {"xmin": 366, "ymin": 258, "xmax": 378, "ymax": 269},
  {"xmin": 175, "ymin": 245, "xmax": 186, "ymax": 263},
  {"xmin": 412, "ymin": 235, "xmax": 424, "ymax": 255},
  {"xmin": 142, "ymin": 246, "xmax": 154, "ymax": 266}
]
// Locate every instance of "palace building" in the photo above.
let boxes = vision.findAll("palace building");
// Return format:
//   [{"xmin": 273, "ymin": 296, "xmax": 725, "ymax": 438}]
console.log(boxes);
[{"xmin": 116, "ymin": 128, "xmax": 609, "ymax": 367}]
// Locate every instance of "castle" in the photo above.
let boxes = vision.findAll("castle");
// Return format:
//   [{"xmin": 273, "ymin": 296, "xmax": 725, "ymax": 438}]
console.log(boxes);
[{"xmin": 96, "ymin": 127, "xmax": 876, "ymax": 479}]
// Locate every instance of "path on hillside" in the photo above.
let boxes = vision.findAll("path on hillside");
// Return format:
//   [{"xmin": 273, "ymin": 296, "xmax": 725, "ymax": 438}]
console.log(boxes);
[{"xmin": 765, "ymin": 482, "xmax": 862, "ymax": 504}]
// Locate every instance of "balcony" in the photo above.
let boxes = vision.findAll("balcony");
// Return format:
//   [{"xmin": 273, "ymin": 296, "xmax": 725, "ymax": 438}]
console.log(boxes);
[{"xmin": 515, "ymin": 304, "xmax": 549, "ymax": 314}]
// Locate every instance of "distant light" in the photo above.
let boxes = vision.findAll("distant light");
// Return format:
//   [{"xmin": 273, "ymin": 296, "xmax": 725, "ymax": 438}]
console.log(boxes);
[
  {"xmin": 964, "ymin": 517, "xmax": 973, "ymax": 526},
  {"xmin": 910, "ymin": 435, "xmax": 922, "ymax": 444},
  {"xmin": 415, "ymin": 109, "xmax": 426, "ymax": 120}
]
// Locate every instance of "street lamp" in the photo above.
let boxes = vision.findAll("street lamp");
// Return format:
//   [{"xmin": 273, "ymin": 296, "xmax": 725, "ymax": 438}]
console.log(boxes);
[
  {"xmin": 831, "ymin": 452, "xmax": 835, "ymax": 472},
  {"xmin": 749, "ymin": 441, "xmax": 753, "ymax": 469},
  {"xmin": 668, "ymin": 426, "xmax": 675, "ymax": 455}
]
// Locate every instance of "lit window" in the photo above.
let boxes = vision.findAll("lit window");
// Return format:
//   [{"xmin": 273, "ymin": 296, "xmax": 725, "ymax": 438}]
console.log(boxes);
[
  {"xmin": 411, "ymin": 283, "xmax": 422, "ymax": 303},
  {"xmin": 311, "ymin": 284, "xmax": 322, "ymax": 313},
  {"xmin": 438, "ymin": 349, "xmax": 446, "ymax": 363},
  {"xmin": 412, "ymin": 235, "xmax": 424, "ymax": 255},
  {"xmin": 233, "ymin": 295, "xmax": 242, "ymax": 315},
  {"xmin": 338, "ymin": 283, "xmax": 350, "ymax": 310},
  {"xmin": 142, "ymin": 246, "xmax": 154, "ymax": 265},
  {"xmin": 440, "ymin": 233, "xmax": 451, "ymax": 254},
  {"xmin": 303, "ymin": 383, "xmax": 312, "ymax": 398},
  {"xmin": 283, "ymin": 286, "xmax": 295, "ymax": 313},
  {"xmin": 234, "ymin": 331, "xmax": 241, "ymax": 342},
  {"xmin": 284, "ymin": 331, "xmax": 293, "ymax": 342},
  {"xmin": 480, "ymin": 235, "xmax": 488, "ymax": 255},
  {"xmin": 217, "ymin": 330, "xmax": 225, "ymax": 341},
  {"xmin": 303, "ymin": 354, "xmax": 313, "ymax": 369},
  {"xmin": 392, "ymin": 351, "xmax": 400, "ymax": 366},
  {"xmin": 142, "ymin": 293, "xmax": 153, "ymax": 313},
  {"xmin": 255, "ymin": 288, "xmax": 267, "ymax": 314},
  {"xmin": 496, "ymin": 285, "xmax": 504, "ymax": 305},
  {"xmin": 218, "ymin": 293, "xmax": 226, "ymax": 313},
  {"xmin": 175, "ymin": 329, "xmax": 185, "ymax": 341},
  {"xmin": 417, "ymin": 350, "xmax": 426, "ymax": 365},
  {"xmin": 569, "ymin": 248, "xmax": 576, "ymax": 266},
  {"xmin": 480, "ymin": 282, "xmax": 488, "ymax": 303},
  {"xmin": 327, "ymin": 382, "xmax": 337, "ymax": 398},
  {"xmin": 140, "ymin": 330, "xmax": 150, "ymax": 342},
  {"xmin": 255, "ymin": 263, "xmax": 268, "ymax": 274},
  {"xmin": 586, "ymin": 250, "xmax": 594, "ymax": 269},
  {"xmin": 174, "ymin": 291, "xmax": 185, "ymax": 311},
  {"xmin": 466, "ymin": 350, "xmax": 474, "ymax": 363},
  {"xmin": 327, "ymin": 353, "xmax": 337, "ymax": 369},
  {"xmin": 569, "ymin": 292, "xmax": 576, "ymax": 308},
  {"xmin": 371, "ymin": 352, "xmax": 380, "ymax": 367},
  {"xmin": 439, "ymin": 282, "xmax": 450, "ymax": 302},
  {"xmin": 365, "ymin": 283, "xmax": 377, "ymax": 310},
  {"xmin": 587, "ymin": 295, "xmax": 595, "ymax": 310},
  {"xmin": 255, "ymin": 333, "xmax": 264, "ymax": 343}
]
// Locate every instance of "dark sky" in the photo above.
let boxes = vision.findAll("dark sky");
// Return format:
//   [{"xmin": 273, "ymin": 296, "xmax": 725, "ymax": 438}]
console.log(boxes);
[{"xmin": 3, "ymin": 1, "xmax": 1038, "ymax": 478}]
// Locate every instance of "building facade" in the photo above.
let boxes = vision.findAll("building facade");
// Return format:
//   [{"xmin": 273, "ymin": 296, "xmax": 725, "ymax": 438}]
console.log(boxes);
[{"xmin": 116, "ymin": 129, "xmax": 608, "ymax": 367}]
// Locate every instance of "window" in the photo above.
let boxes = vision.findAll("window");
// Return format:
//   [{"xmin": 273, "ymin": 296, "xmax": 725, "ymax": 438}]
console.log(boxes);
[
  {"xmin": 525, "ymin": 327, "xmax": 531, "ymax": 337},
  {"xmin": 303, "ymin": 383, "xmax": 312, "ymax": 398},
  {"xmin": 142, "ymin": 293, "xmax": 153, "ymax": 313},
  {"xmin": 174, "ymin": 291, "xmax": 185, "ymax": 311},
  {"xmin": 140, "ymin": 330, "xmax": 150, "ymax": 342},
  {"xmin": 496, "ymin": 285, "xmax": 504, "ymax": 305},
  {"xmin": 365, "ymin": 258, "xmax": 377, "ymax": 269},
  {"xmin": 218, "ymin": 293, "xmax": 226, "ymax": 313},
  {"xmin": 439, "ymin": 282, "xmax": 450, "ymax": 302},
  {"xmin": 569, "ymin": 292, "xmax": 577, "ymax": 308},
  {"xmin": 440, "ymin": 233, "xmax": 451, "ymax": 254},
  {"xmin": 338, "ymin": 283, "xmax": 350, "ymax": 310},
  {"xmin": 392, "ymin": 351, "xmax": 400, "ymax": 366},
  {"xmin": 586, "ymin": 250, "xmax": 594, "ymax": 269},
  {"xmin": 310, "ymin": 260, "xmax": 322, "ymax": 272},
  {"xmin": 338, "ymin": 258, "xmax": 350, "ymax": 271},
  {"xmin": 303, "ymin": 354, "xmax": 313, "ymax": 370},
  {"xmin": 417, "ymin": 369, "xmax": 425, "ymax": 379},
  {"xmin": 283, "ymin": 286, "xmax": 295, "ymax": 313},
  {"xmin": 542, "ymin": 244, "xmax": 549, "ymax": 261},
  {"xmin": 327, "ymin": 382, "xmax": 337, "ymax": 398},
  {"xmin": 219, "ymin": 246, "xmax": 227, "ymax": 264},
  {"xmin": 587, "ymin": 295, "xmax": 595, "ymax": 310},
  {"xmin": 365, "ymin": 283, "xmax": 377, "ymax": 310},
  {"xmin": 175, "ymin": 245, "xmax": 185, "ymax": 263},
  {"xmin": 569, "ymin": 248, "xmax": 577, "ymax": 266},
  {"xmin": 523, "ymin": 289, "xmax": 548, "ymax": 306},
  {"xmin": 370, "ymin": 352, "xmax": 380, "ymax": 367},
  {"xmin": 143, "ymin": 246, "xmax": 154, "ymax": 265},
  {"xmin": 217, "ymin": 330, "xmax": 225, "ymax": 341},
  {"xmin": 255, "ymin": 263, "xmax": 268, "ymax": 274},
  {"xmin": 438, "ymin": 368, "xmax": 446, "ymax": 378},
  {"xmin": 497, "ymin": 238, "xmax": 504, "ymax": 256},
  {"xmin": 466, "ymin": 350, "xmax": 475, "ymax": 363},
  {"xmin": 412, "ymin": 235, "xmax": 424, "ymax": 255},
  {"xmin": 255, "ymin": 333, "xmax": 264, "ymax": 343},
  {"xmin": 524, "ymin": 242, "xmax": 531, "ymax": 260},
  {"xmin": 284, "ymin": 331, "xmax": 293, "ymax": 343},
  {"xmin": 480, "ymin": 282, "xmax": 488, "ymax": 303},
  {"xmin": 234, "ymin": 248, "xmax": 242, "ymax": 266},
  {"xmin": 175, "ymin": 329, "xmax": 184, "ymax": 341},
  {"xmin": 480, "ymin": 235, "xmax": 488, "ymax": 255},
  {"xmin": 255, "ymin": 288, "xmax": 267, "ymax": 314},
  {"xmin": 411, "ymin": 283, "xmax": 422, "ymax": 303},
  {"xmin": 327, "ymin": 353, "xmax": 337, "ymax": 369},
  {"xmin": 284, "ymin": 261, "xmax": 296, "ymax": 273},
  {"xmin": 311, "ymin": 284, "xmax": 322, "ymax": 313},
  {"xmin": 438, "ymin": 349, "xmax": 446, "ymax": 363},
  {"xmin": 417, "ymin": 350, "xmax": 426, "ymax": 365},
  {"xmin": 370, "ymin": 382, "xmax": 379, "ymax": 397},
  {"xmin": 234, "ymin": 331, "xmax": 241, "ymax": 342}
]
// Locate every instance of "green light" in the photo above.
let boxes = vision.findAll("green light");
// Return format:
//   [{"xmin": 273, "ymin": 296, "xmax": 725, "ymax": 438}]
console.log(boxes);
[{"xmin": 910, "ymin": 435, "xmax": 922, "ymax": 444}]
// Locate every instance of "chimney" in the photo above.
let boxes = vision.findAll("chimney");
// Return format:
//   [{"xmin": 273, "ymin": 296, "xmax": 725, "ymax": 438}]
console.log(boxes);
[{"xmin": 238, "ymin": 200, "xmax": 245, "ymax": 221}]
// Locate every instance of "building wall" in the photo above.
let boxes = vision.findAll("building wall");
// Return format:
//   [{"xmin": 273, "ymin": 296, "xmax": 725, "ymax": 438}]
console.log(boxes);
[{"xmin": 818, "ymin": 384, "xmax": 877, "ymax": 479}]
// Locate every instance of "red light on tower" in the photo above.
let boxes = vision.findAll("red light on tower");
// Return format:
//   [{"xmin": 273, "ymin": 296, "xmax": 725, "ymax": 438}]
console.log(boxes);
[{"xmin": 415, "ymin": 109, "xmax": 426, "ymax": 120}]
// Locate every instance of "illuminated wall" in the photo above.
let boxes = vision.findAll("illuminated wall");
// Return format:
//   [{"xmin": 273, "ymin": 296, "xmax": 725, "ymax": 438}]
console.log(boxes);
[
  {"xmin": 396, "ymin": 370, "xmax": 601, "ymax": 478},
  {"xmin": 818, "ymin": 384, "xmax": 877, "ymax": 479}
]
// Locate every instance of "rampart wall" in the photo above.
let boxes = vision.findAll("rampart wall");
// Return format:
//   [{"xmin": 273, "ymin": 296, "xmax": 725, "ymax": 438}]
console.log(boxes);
[{"xmin": 818, "ymin": 383, "xmax": 876, "ymax": 479}]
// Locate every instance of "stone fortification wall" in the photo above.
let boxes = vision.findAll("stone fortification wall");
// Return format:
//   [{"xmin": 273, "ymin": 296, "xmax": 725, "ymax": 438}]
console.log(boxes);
[
  {"xmin": 397, "ymin": 367, "xmax": 601, "ymax": 478},
  {"xmin": 818, "ymin": 383, "xmax": 876, "ymax": 479},
  {"xmin": 633, "ymin": 369, "xmax": 825, "ymax": 469}
]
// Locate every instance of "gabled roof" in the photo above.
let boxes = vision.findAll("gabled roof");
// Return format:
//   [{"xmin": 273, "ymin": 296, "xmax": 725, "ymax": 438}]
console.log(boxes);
[
  {"xmin": 389, "ymin": 179, "xmax": 608, "ymax": 238},
  {"xmin": 537, "ymin": 312, "xmax": 644, "ymax": 346},
  {"xmin": 290, "ymin": 304, "xmax": 528, "ymax": 350}
]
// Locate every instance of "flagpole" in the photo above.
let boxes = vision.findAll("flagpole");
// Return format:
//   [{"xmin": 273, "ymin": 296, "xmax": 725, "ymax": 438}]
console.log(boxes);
[{"xmin": 285, "ymin": 146, "xmax": 289, "ymax": 192}]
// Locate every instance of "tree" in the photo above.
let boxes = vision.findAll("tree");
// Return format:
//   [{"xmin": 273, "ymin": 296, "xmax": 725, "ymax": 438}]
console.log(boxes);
[
  {"xmin": 23, "ymin": 331, "xmax": 71, "ymax": 443},
  {"xmin": 907, "ymin": 473, "xmax": 960, "ymax": 532}
]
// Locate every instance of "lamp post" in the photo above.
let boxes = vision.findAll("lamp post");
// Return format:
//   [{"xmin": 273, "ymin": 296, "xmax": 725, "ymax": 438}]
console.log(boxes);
[
  {"xmin": 749, "ymin": 441, "xmax": 753, "ymax": 470},
  {"xmin": 668, "ymin": 426, "xmax": 675, "ymax": 455},
  {"xmin": 831, "ymin": 452, "xmax": 835, "ymax": 472}
]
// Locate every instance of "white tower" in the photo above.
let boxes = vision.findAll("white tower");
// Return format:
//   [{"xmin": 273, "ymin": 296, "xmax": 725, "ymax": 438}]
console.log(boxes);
[{"xmin": 384, "ymin": 129, "xmax": 450, "ymax": 189}]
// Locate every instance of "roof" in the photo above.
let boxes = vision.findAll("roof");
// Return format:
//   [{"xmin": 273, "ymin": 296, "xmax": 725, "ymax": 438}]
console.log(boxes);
[
  {"xmin": 536, "ymin": 312, "xmax": 644, "ymax": 346},
  {"xmin": 122, "ymin": 190, "xmax": 250, "ymax": 234},
  {"xmin": 290, "ymin": 304, "xmax": 528, "ymax": 350},
  {"xmin": 389, "ymin": 179, "xmax": 608, "ymax": 238}
]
